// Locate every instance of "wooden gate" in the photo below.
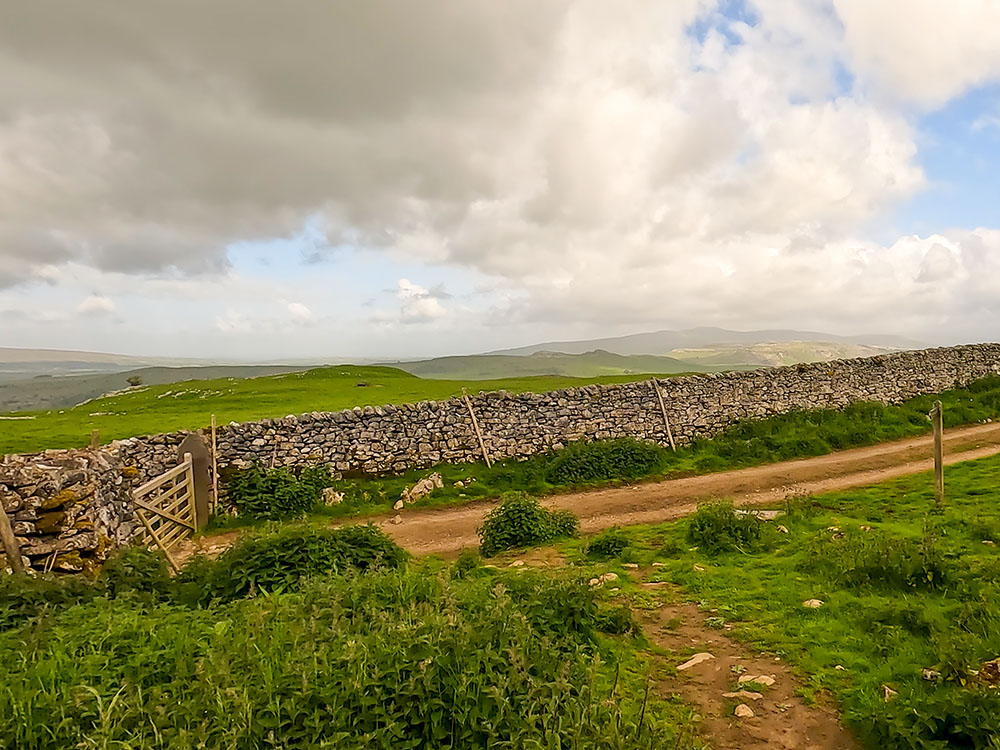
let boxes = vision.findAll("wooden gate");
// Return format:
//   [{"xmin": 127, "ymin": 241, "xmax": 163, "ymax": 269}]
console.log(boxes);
[{"xmin": 133, "ymin": 453, "xmax": 197, "ymax": 571}]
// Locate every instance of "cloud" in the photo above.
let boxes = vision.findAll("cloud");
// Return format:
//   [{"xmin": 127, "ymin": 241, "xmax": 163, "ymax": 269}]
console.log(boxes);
[
  {"xmin": 286, "ymin": 302, "xmax": 312, "ymax": 322},
  {"xmin": 833, "ymin": 0, "xmax": 1000, "ymax": 107},
  {"xmin": 0, "ymin": 1, "xmax": 998, "ymax": 353},
  {"xmin": 396, "ymin": 278, "xmax": 448, "ymax": 323},
  {"xmin": 76, "ymin": 294, "xmax": 115, "ymax": 316}
]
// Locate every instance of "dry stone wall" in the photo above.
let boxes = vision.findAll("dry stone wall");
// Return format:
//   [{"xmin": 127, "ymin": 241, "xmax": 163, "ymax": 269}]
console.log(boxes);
[
  {"xmin": 113, "ymin": 344, "xmax": 1000, "ymax": 487},
  {"xmin": 0, "ymin": 449, "xmax": 137, "ymax": 573}
]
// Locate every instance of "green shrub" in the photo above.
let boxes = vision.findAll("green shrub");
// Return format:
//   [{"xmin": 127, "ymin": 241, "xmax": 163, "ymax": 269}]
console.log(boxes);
[
  {"xmin": 101, "ymin": 546, "xmax": 172, "ymax": 602},
  {"xmin": 545, "ymin": 438, "xmax": 667, "ymax": 485},
  {"xmin": 185, "ymin": 524, "xmax": 406, "ymax": 604},
  {"xmin": 0, "ymin": 574, "xmax": 100, "ymax": 632},
  {"xmin": 805, "ymin": 530, "xmax": 950, "ymax": 591},
  {"xmin": 863, "ymin": 687, "xmax": 1000, "ymax": 749},
  {"xmin": 477, "ymin": 492, "xmax": 579, "ymax": 557},
  {"xmin": 686, "ymin": 501, "xmax": 764, "ymax": 554},
  {"xmin": 0, "ymin": 569, "xmax": 688, "ymax": 749},
  {"xmin": 451, "ymin": 548, "xmax": 483, "ymax": 579},
  {"xmin": 587, "ymin": 527, "xmax": 632, "ymax": 559},
  {"xmin": 226, "ymin": 464, "xmax": 331, "ymax": 520},
  {"xmin": 594, "ymin": 604, "xmax": 639, "ymax": 635}
]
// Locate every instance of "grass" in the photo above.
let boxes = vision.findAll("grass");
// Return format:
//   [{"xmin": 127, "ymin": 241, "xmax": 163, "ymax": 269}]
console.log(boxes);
[
  {"xmin": 0, "ymin": 533, "xmax": 703, "ymax": 749},
  {"xmin": 550, "ymin": 452, "xmax": 1000, "ymax": 748},
  {"xmin": 0, "ymin": 364, "xmax": 674, "ymax": 455},
  {"xmin": 203, "ymin": 376, "xmax": 1000, "ymax": 529}
]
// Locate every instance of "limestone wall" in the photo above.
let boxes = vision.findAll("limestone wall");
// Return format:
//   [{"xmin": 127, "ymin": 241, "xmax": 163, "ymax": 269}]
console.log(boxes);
[
  {"xmin": 0, "ymin": 449, "xmax": 137, "ymax": 573},
  {"xmin": 113, "ymin": 343, "xmax": 1000, "ymax": 485}
]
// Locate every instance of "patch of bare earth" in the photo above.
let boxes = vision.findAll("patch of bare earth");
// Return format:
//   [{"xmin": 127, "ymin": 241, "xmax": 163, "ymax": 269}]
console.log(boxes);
[{"xmin": 638, "ymin": 582, "xmax": 859, "ymax": 750}]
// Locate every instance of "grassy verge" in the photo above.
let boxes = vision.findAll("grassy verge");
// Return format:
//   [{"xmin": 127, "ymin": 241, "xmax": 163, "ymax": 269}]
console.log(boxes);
[
  {"xmin": 550, "ymin": 452, "xmax": 1000, "ymax": 748},
  {"xmin": 207, "ymin": 375, "xmax": 1000, "ymax": 532},
  {"xmin": 0, "ymin": 528, "xmax": 701, "ymax": 749}
]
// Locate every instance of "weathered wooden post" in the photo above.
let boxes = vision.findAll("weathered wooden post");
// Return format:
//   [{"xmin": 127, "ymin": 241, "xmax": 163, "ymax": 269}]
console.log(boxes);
[
  {"xmin": 210, "ymin": 414, "xmax": 219, "ymax": 516},
  {"xmin": 177, "ymin": 433, "xmax": 212, "ymax": 530},
  {"xmin": 930, "ymin": 400, "xmax": 944, "ymax": 507},
  {"xmin": 650, "ymin": 378, "xmax": 676, "ymax": 451},
  {"xmin": 0, "ymin": 502, "xmax": 25, "ymax": 575},
  {"xmin": 462, "ymin": 388, "xmax": 492, "ymax": 468}
]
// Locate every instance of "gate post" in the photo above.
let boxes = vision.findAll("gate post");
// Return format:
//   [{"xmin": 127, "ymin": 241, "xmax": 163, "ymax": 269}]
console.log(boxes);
[{"xmin": 177, "ymin": 433, "xmax": 212, "ymax": 530}]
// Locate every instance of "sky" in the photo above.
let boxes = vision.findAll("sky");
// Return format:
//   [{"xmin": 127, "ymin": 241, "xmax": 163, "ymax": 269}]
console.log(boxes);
[{"xmin": 1, "ymin": 0, "xmax": 999, "ymax": 360}]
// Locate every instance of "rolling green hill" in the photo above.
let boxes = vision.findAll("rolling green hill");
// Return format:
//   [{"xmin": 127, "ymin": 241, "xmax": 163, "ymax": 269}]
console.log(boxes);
[
  {"xmin": 388, "ymin": 349, "xmax": 719, "ymax": 379},
  {"xmin": 0, "ymin": 365, "xmax": 676, "ymax": 455}
]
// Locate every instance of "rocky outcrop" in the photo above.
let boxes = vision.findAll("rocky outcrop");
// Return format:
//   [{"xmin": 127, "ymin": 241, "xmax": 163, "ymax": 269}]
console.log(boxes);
[{"xmin": 0, "ymin": 450, "xmax": 137, "ymax": 573}]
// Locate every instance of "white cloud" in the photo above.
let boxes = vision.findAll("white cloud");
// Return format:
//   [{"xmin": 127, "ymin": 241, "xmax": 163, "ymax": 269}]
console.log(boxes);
[
  {"xmin": 286, "ymin": 302, "xmax": 312, "ymax": 321},
  {"xmin": 833, "ymin": 0, "xmax": 1000, "ymax": 107},
  {"xmin": 76, "ymin": 294, "xmax": 115, "ymax": 316},
  {"xmin": 214, "ymin": 309, "xmax": 253, "ymax": 334},
  {"xmin": 397, "ymin": 278, "xmax": 447, "ymax": 323},
  {"xmin": 0, "ymin": 1, "xmax": 998, "ymax": 355}
]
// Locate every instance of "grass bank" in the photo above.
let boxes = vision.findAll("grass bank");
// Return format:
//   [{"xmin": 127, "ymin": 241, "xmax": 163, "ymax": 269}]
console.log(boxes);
[
  {"xmin": 0, "ymin": 527, "xmax": 701, "ymax": 749},
  {"xmin": 550, "ymin": 452, "xmax": 1000, "ymax": 748}
]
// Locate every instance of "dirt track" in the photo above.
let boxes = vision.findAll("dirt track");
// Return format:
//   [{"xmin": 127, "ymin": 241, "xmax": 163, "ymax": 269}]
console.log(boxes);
[
  {"xmin": 382, "ymin": 422, "xmax": 1000, "ymax": 555},
  {"xmin": 178, "ymin": 422, "xmax": 1000, "ymax": 562}
]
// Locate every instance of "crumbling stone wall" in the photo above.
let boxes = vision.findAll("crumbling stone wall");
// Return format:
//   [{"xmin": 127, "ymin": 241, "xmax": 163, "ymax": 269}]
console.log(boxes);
[
  {"xmin": 112, "ymin": 343, "xmax": 1000, "ymax": 486},
  {"xmin": 0, "ymin": 449, "xmax": 137, "ymax": 573}
]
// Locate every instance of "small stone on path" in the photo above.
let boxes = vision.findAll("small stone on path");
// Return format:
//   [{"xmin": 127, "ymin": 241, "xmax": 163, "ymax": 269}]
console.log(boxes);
[
  {"xmin": 738, "ymin": 674, "xmax": 776, "ymax": 687},
  {"xmin": 389, "ymin": 514, "xmax": 402, "ymax": 525},
  {"xmin": 734, "ymin": 703, "xmax": 755, "ymax": 718},
  {"xmin": 677, "ymin": 652, "xmax": 715, "ymax": 671},
  {"xmin": 723, "ymin": 690, "xmax": 763, "ymax": 701},
  {"xmin": 393, "ymin": 500, "xmax": 404, "ymax": 511}
]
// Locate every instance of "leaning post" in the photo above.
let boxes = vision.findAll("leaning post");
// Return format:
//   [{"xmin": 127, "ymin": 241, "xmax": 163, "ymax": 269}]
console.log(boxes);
[{"xmin": 930, "ymin": 400, "xmax": 944, "ymax": 508}]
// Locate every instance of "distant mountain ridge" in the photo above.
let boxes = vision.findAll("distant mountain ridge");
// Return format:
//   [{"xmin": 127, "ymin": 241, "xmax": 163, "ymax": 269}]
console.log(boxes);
[{"xmin": 489, "ymin": 327, "xmax": 921, "ymax": 357}]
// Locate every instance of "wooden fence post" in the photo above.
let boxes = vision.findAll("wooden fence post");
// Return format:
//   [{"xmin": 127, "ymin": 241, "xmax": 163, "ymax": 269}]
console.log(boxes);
[
  {"xmin": 930, "ymin": 400, "xmax": 944, "ymax": 507},
  {"xmin": 462, "ymin": 388, "xmax": 492, "ymax": 468},
  {"xmin": 210, "ymin": 415, "xmax": 219, "ymax": 516},
  {"xmin": 651, "ymin": 378, "xmax": 676, "ymax": 451},
  {"xmin": 177, "ymin": 434, "xmax": 212, "ymax": 530},
  {"xmin": 0, "ymin": 503, "xmax": 25, "ymax": 575}
]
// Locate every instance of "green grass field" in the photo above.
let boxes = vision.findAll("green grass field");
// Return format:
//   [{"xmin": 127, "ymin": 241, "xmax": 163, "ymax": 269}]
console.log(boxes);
[
  {"xmin": 548, "ymin": 453, "xmax": 1000, "ymax": 748},
  {"xmin": 0, "ymin": 365, "xmax": 670, "ymax": 455}
]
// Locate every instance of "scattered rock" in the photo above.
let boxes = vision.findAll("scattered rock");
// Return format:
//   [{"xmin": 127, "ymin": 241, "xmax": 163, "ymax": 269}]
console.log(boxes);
[
  {"xmin": 984, "ymin": 540, "xmax": 996, "ymax": 546},
  {"xmin": 882, "ymin": 685, "xmax": 898, "ymax": 701},
  {"xmin": 677, "ymin": 652, "xmax": 715, "ymax": 671},
  {"xmin": 454, "ymin": 480, "xmax": 465, "ymax": 488},
  {"xmin": 694, "ymin": 564, "xmax": 706, "ymax": 572},
  {"xmin": 981, "ymin": 658, "xmax": 1000, "ymax": 684},
  {"xmin": 776, "ymin": 524, "xmax": 789, "ymax": 534},
  {"xmin": 589, "ymin": 572, "xmax": 620, "ymax": 586},
  {"xmin": 827, "ymin": 526, "xmax": 841, "ymax": 532},
  {"xmin": 803, "ymin": 599, "xmax": 824, "ymax": 609},
  {"xmin": 651, "ymin": 562, "xmax": 665, "ymax": 567},
  {"xmin": 389, "ymin": 514, "xmax": 403, "ymax": 525},
  {"xmin": 392, "ymin": 499, "xmax": 404, "ymax": 511},
  {"xmin": 921, "ymin": 668, "xmax": 942, "ymax": 681},
  {"xmin": 509, "ymin": 560, "xmax": 525, "ymax": 568},
  {"xmin": 860, "ymin": 525, "xmax": 873, "ymax": 531},
  {"xmin": 738, "ymin": 674, "xmax": 776, "ymax": 687},
  {"xmin": 835, "ymin": 665, "xmax": 846, "ymax": 671},
  {"xmin": 723, "ymin": 690, "xmax": 763, "ymax": 701},
  {"xmin": 623, "ymin": 563, "xmax": 639, "ymax": 570},
  {"xmin": 322, "ymin": 488, "xmax": 344, "ymax": 505},
  {"xmin": 734, "ymin": 703, "xmax": 755, "ymax": 718},
  {"xmin": 400, "ymin": 472, "xmax": 444, "ymax": 504}
]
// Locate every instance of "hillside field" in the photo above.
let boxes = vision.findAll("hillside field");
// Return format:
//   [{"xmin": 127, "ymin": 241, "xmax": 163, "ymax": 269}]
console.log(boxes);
[{"xmin": 0, "ymin": 365, "xmax": 672, "ymax": 455}]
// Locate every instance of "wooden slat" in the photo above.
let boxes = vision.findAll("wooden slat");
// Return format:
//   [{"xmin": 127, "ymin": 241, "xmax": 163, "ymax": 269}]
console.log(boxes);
[
  {"xmin": 135, "ymin": 508, "xmax": 179, "ymax": 572},
  {"xmin": 134, "ymin": 498, "xmax": 196, "ymax": 530},
  {"xmin": 134, "ymin": 459, "xmax": 192, "ymax": 498}
]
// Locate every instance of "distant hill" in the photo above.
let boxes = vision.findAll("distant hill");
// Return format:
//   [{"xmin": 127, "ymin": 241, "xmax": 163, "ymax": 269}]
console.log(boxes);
[
  {"xmin": 388, "ymin": 350, "xmax": 723, "ymax": 380},
  {"xmin": 0, "ymin": 365, "xmax": 311, "ymax": 413},
  {"xmin": 490, "ymin": 327, "xmax": 920, "ymax": 358},
  {"xmin": 0, "ymin": 347, "xmax": 209, "ymax": 382}
]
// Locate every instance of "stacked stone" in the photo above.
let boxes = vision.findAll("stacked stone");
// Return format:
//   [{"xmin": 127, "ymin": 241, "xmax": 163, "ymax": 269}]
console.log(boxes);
[
  {"xmin": 98, "ymin": 343, "xmax": 1000, "ymax": 488},
  {"xmin": 0, "ymin": 450, "xmax": 137, "ymax": 574}
]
